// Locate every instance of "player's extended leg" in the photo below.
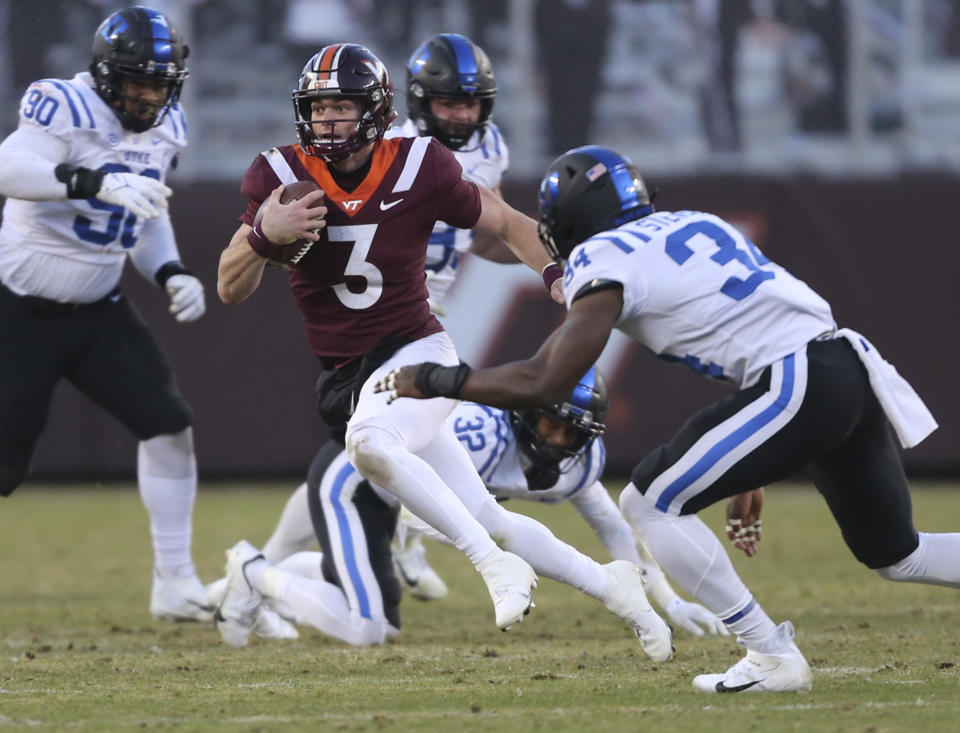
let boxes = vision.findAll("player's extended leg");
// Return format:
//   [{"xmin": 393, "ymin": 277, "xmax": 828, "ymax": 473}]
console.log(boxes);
[
  {"xmin": 621, "ymin": 486, "xmax": 810, "ymax": 691},
  {"xmin": 620, "ymin": 350, "xmax": 851, "ymax": 691},
  {"xmin": 0, "ymin": 283, "xmax": 71, "ymax": 496},
  {"xmin": 346, "ymin": 332, "xmax": 537, "ymax": 631},
  {"xmin": 217, "ymin": 448, "xmax": 400, "ymax": 647},
  {"xmin": 808, "ymin": 391, "xmax": 960, "ymax": 588},
  {"xmin": 411, "ymin": 428, "xmax": 673, "ymax": 661},
  {"xmin": 67, "ymin": 294, "xmax": 210, "ymax": 621},
  {"xmin": 137, "ymin": 428, "xmax": 212, "ymax": 622},
  {"xmin": 204, "ymin": 481, "xmax": 315, "ymax": 621}
]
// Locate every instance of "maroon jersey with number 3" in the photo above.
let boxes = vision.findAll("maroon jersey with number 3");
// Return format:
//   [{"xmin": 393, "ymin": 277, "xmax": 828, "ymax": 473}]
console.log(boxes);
[{"xmin": 239, "ymin": 136, "xmax": 481, "ymax": 361}]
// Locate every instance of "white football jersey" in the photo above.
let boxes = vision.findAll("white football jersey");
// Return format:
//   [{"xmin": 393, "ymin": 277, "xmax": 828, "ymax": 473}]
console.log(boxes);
[
  {"xmin": 0, "ymin": 72, "xmax": 186, "ymax": 301},
  {"xmin": 387, "ymin": 119, "xmax": 509, "ymax": 306},
  {"xmin": 562, "ymin": 210, "xmax": 837, "ymax": 388},
  {"xmin": 447, "ymin": 401, "xmax": 605, "ymax": 504}
]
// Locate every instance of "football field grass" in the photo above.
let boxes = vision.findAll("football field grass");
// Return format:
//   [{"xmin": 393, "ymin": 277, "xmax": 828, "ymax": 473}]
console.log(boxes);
[{"xmin": 2, "ymin": 481, "xmax": 958, "ymax": 731}]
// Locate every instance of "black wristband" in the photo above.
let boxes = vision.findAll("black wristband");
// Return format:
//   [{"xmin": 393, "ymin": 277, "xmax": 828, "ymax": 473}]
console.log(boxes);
[
  {"xmin": 414, "ymin": 362, "xmax": 472, "ymax": 399},
  {"xmin": 54, "ymin": 164, "xmax": 105, "ymax": 199},
  {"xmin": 154, "ymin": 260, "xmax": 194, "ymax": 288}
]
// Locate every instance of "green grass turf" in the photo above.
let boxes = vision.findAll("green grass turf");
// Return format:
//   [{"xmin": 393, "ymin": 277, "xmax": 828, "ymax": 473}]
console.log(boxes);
[{"xmin": 1, "ymin": 480, "xmax": 958, "ymax": 731}]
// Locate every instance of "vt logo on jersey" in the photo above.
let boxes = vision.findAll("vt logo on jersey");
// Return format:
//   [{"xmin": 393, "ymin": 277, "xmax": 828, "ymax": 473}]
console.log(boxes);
[{"xmin": 294, "ymin": 137, "xmax": 403, "ymax": 218}]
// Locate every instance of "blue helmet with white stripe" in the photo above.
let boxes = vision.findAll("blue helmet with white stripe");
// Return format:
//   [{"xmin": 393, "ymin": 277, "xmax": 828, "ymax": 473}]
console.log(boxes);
[
  {"xmin": 510, "ymin": 366, "xmax": 608, "ymax": 486},
  {"xmin": 90, "ymin": 6, "xmax": 189, "ymax": 133},
  {"xmin": 406, "ymin": 33, "xmax": 496, "ymax": 151},
  {"xmin": 538, "ymin": 146, "xmax": 654, "ymax": 262}
]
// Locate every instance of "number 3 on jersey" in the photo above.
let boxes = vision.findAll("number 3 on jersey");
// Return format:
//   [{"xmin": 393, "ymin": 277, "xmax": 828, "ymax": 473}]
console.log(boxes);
[
  {"xmin": 666, "ymin": 220, "xmax": 774, "ymax": 300},
  {"xmin": 327, "ymin": 224, "xmax": 383, "ymax": 309}
]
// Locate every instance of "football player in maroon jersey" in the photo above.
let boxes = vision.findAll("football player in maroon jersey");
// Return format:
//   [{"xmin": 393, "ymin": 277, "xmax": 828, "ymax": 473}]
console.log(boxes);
[{"xmin": 214, "ymin": 44, "xmax": 584, "ymax": 646}]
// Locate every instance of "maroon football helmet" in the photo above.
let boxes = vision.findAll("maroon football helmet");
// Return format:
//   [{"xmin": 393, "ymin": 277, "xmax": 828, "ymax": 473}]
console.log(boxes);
[{"xmin": 293, "ymin": 43, "xmax": 398, "ymax": 161}]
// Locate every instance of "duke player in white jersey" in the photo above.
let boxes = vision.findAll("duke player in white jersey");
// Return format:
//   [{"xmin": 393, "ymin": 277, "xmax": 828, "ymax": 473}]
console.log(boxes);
[
  {"xmin": 379, "ymin": 145, "xmax": 960, "ymax": 693},
  {"xmin": 397, "ymin": 367, "xmax": 727, "ymax": 637},
  {"xmin": 212, "ymin": 369, "xmax": 674, "ymax": 655},
  {"xmin": 227, "ymin": 34, "xmax": 523, "ymax": 600},
  {"xmin": 0, "ymin": 7, "xmax": 211, "ymax": 622}
]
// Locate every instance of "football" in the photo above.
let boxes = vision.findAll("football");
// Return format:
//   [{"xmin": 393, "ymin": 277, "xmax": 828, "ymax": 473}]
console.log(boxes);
[{"xmin": 252, "ymin": 179, "xmax": 324, "ymax": 268}]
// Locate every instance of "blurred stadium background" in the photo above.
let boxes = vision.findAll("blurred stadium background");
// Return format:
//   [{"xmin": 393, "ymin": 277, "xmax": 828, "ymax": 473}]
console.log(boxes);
[{"xmin": 1, "ymin": 0, "xmax": 957, "ymax": 480}]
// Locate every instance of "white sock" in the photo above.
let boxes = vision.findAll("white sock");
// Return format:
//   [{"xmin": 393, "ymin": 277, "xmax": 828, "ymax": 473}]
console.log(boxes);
[
  {"xmin": 262, "ymin": 483, "xmax": 317, "ymax": 563},
  {"xmin": 620, "ymin": 483, "xmax": 777, "ymax": 646},
  {"xmin": 476, "ymin": 500, "xmax": 607, "ymax": 598},
  {"xmin": 275, "ymin": 550, "xmax": 325, "ymax": 580},
  {"xmin": 347, "ymin": 425, "xmax": 497, "ymax": 564},
  {"xmin": 138, "ymin": 429, "xmax": 197, "ymax": 573},
  {"xmin": 877, "ymin": 532, "xmax": 960, "ymax": 587},
  {"xmin": 260, "ymin": 566, "xmax": 387, "ymax": 646}
]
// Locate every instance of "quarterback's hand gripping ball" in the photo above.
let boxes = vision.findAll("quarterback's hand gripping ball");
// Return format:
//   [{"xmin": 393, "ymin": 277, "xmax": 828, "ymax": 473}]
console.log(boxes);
[{"xmin": 253, "ymin": 180, "xmax": 327, "ymax": 268}]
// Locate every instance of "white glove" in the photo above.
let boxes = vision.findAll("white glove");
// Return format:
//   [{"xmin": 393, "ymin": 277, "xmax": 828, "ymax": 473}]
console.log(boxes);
[
  {"xmin": 165, "ymin": 274, "xmax": 205, "ymax": 322},
  {"xmin": 664, "ymin": 597, "xmax": 730, "ymax": 637},
  {"xmin": 97, "ymin": 172, "xmax": 172, "ymax": 220}
]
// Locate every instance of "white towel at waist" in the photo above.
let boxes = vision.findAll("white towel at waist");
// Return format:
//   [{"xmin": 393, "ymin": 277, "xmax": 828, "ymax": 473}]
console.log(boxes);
[{"xmin": 835, "ymin": 328, "xmax": 937, "ymax": 449}]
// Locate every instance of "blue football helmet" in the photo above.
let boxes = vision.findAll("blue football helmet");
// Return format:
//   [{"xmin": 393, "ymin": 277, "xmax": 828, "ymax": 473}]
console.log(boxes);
[
  {"xmin": 538, "ymin": 146, "xmax": 655, "ymax": 262},
  {"xmin": 90, "ymin": 6, "xmax": 189, "ymax": 133},
  {"xmin": 511, "ymin": 366, "xmax": 608, "ymax": 488},
  {"xmin": 406, "ymin": 33, "xmax": 496, "ymax": 151}
]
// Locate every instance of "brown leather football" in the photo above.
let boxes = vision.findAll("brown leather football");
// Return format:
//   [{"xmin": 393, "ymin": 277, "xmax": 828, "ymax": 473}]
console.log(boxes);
[{"xmin": 252, "ymin": 179, "xmax": 324, "ymax": 268}]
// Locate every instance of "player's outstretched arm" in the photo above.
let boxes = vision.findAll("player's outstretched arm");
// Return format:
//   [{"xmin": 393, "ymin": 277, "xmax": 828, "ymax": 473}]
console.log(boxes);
[
  {"xmin": 472, "ymin": 185, "xmax": 563, "ymax": 302},
  {"xmin": 376, "ymin": 286, "xmax": 623, "ymax": 409},
  {"xmin": 0, "ymin": 125, "xmax": 170, "ymax": 218},
  {"xmin": 468, "ymin": 186, "xmax": 521, "ymax": 264}
]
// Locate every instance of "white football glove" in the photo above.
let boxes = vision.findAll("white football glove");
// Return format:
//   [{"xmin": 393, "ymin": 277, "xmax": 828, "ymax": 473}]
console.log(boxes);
[
  {"xmin": 664, "ymin": 597, "xmax": 730, "ymax": 637},
  {"xmin": 97, "ymin": 172, "xmax": 172, "ymax": 220},
  {"xmin": 165, "ymin": 274, "xmax": 205, "ymax": 323}
]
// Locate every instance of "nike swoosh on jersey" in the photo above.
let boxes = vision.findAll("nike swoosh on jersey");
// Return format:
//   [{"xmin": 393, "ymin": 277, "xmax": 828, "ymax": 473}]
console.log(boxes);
[
  {"xmin": 715, "ymin": 679, "xmax": 762, "ymax": 693},
  {"xmin": 379, "ymin": 198, "xmax": 403, "ymax": 211}
]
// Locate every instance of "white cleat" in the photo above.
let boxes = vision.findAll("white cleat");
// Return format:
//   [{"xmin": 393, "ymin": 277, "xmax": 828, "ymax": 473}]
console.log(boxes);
[
  {"xmin": 151, "ymin": 568, "xmax": 215, "ymax": 623},
  {"xmin": 393, "ymin": 534, "xmax": 448, "ymax": 601},
  {"xmin": 204, "ymin": 576, "xmax": 227, "ymax": 608},
  {"xmin": 253, "ymin": 604, "xmax": 299, "ymax": 641},
  {"xmin": 214, "ymin": 540, "xmax": 265, "ymax": 647},
  {"xmin": 476, "ymin": 550, "xmax": 537, "ymax": 631},
  {"xmin": 692, "ymin": 621, "xmax": 813, "ymax": 693},
  {"xmin": 600, "ymin": 560, "xmax": 674, "ymax": 662}
]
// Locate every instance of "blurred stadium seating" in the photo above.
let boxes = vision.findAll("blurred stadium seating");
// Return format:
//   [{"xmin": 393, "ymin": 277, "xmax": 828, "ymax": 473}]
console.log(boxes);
[
  {"xmin": 2, "ymin": 0, "xmax": 959, "ymax": 179},
  {"xmin": 1, "ymin": 0, "xmax": 958, "ymax": 479}
]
